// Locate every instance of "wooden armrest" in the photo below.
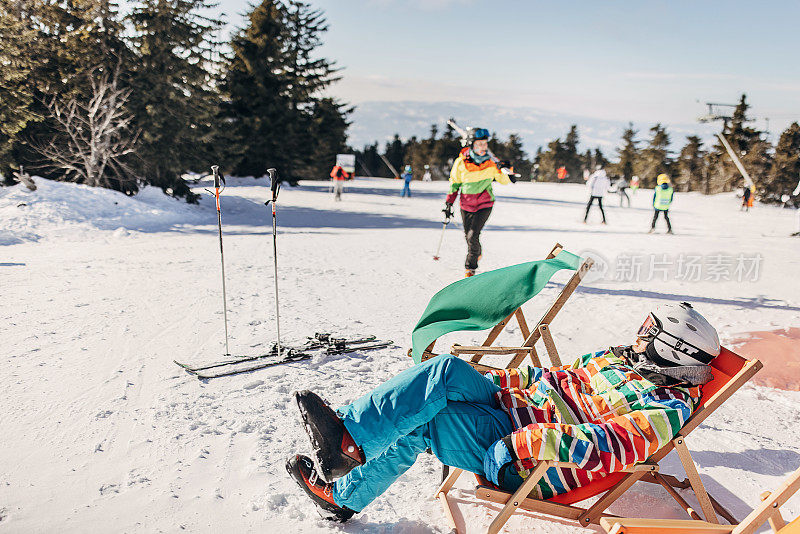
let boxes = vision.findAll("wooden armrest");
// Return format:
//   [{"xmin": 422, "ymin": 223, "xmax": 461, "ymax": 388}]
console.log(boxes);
[{"xmin": 451, "ymin": 344, "xmax": 534, "ymax": 355}]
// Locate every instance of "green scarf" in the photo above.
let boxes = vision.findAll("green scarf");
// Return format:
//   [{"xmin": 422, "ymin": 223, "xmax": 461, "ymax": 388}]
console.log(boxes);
[{"xmin": 411, "ymin": 251, "xmax": 582, "ymax": 363}]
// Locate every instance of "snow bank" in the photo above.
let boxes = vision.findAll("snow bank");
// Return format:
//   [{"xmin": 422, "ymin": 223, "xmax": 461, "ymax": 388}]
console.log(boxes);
[{"xmin": 0, "ymin": 178, "xmax": 206, "ymax": 245}]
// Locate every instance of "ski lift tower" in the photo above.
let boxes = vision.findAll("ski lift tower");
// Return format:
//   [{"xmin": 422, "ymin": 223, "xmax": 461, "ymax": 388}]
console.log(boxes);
[{"xmin": 697, "ymin": 102, "xmax": 755, "ymax": 188}]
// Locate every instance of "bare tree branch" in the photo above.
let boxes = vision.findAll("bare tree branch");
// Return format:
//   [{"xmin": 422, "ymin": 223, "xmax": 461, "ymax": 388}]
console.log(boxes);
[{"xmin": 33, "ymin": 66, "xmax": 139, "ymax": 190}]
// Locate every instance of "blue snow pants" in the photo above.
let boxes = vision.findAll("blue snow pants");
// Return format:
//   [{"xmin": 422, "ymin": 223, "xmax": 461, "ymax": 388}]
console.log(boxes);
[{"xmin": 332, "ymin": 353, "xmax": 521, "ymax": 512}]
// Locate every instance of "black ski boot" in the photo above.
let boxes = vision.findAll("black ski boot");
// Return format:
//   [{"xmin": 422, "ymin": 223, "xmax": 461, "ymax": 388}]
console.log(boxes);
[
  {"xmin": 295, "ymin": 390, "xmax": 365, "ymax": 482},
  {"xmin": 286, "ymin": 454, "xmax": 355, "ymax": 522}
]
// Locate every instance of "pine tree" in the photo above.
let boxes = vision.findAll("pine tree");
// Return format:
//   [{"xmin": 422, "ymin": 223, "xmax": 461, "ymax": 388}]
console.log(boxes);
[
  {"xmin": 636, "ymin": 123, "xmax": 671, "ymax": 187},
  {"xmin": 0, "ymin": 0, "xmax": 37, "ymax": 180},
  {"xmin": 706, "ymin": 94, "xmax": 761, "ymax": 193},
  {"xmin": 562, "ymin": 125, "xmax": 582, "ymax": 182},
  {"xmin": 582, "ymin": 149, "xmax": 593, "ymax": 175},
  {"xmin": 384, "ymin": 134, "xmax": 405, "ymax": 175},
  {"xmin": 306, "ymin": 98, "xmax": 351, "ymax": 178},
  {"xmin": 594, "ymin": 148, "xmax": 609, "ymax": 169},
  {"xmin": 502, "ymin": 134, "xmax": 531, "ymax": 181},
  {"xmin": 677, "ymin": 136, "xmax": 704, "ymax": 192},
  {"xmin": 764, "ymin": 122, "xmax": 800, "ymax": 204},
  {"xmin": 537, "ymin": 138, "xmax": 564, "ymax": 182},
  {"xmin": 612, "ymin": 123, "xmax": 638, "ymax": 182},
  {"xmin": 355, "ymin": 142, "xmax": 383, "ymax": 177},
  {"xmin": 127, "ymin": 0, "xmax": 223, "ymax": 201},
  {"xmin": 281, "ymin": 1, "xmax": 342, "ymax": 179},
  {"xmin": 221, "ymin": 0, "xmax": 345, "ymax": 181},
  {"xmin": 221, "ymin": 0, "xmax": 288, "ymax": 177}
]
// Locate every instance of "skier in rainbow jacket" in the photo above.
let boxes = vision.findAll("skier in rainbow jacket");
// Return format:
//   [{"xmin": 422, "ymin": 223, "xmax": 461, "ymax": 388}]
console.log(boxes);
[
  {"xmin": 443, "ymin": 128, "xmax": 514, "ymax": 277},
  {"xmin": 286, "ymin": 302, "xmax": 720, "ymax": 522}
]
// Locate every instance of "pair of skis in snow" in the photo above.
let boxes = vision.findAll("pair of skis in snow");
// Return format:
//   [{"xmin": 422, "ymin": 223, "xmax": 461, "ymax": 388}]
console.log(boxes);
[{"xmin": 175, "ymin": 334, "xmax": 393, "ymax": 379}]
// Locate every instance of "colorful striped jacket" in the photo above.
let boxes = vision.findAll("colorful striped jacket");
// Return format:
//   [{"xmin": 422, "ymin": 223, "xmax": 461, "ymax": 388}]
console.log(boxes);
[
  {"xmin": 446, "ymin": 147, "xmax": 511, "ymax": 212},
  {"xmin": 485, "ymin": 348, "xmax": 700, "ymax": 499}
]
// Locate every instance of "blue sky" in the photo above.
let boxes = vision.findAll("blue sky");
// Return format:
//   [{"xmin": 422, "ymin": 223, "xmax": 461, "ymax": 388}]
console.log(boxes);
[{"xmin": 214, "ymin": 0, "xmax": 799, "ymax": 134}]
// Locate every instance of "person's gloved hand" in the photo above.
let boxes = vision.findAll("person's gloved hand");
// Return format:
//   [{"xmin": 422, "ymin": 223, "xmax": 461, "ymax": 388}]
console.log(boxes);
[
  {"xmin": 496, "ymin": 159, "xmax": 512, "ymax": 170},
  {"xmin": 483, "ymin": 438, "xmax": 515, "ymax": 487},
  {"xmin": 442, "ymin": 202, "xmax": 454, "ymax": 220}
]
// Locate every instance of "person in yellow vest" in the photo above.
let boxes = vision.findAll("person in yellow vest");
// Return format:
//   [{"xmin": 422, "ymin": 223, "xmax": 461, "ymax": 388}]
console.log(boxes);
[{"xmin": 649, "ymin": 173, "xmax": 674, "ymax": 234}]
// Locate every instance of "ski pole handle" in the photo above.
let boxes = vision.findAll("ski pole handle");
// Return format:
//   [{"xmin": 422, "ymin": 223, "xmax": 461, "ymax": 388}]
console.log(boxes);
[
  {"xmin": 267, "ymin": 168, "xmax": 279, "ymax": 202},
  {"xmin": 211, "ymin": 165, "xmax": 220, "ymax": 189}
]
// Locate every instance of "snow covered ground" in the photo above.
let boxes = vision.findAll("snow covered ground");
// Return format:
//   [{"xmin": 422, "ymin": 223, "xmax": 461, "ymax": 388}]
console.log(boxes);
[{"xmin": 2, "ymin": 176, "xmax": 799, "ymax": 533}]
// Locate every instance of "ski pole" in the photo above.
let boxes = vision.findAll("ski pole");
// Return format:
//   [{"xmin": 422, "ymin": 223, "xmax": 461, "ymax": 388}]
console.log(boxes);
[
  {"xmin": 433, "ymin": 214, "xmax": 450, "ymax": 261},
  {"xmin": 265, "ymin": 168, "xmax": 282, "ymax": 357},
  {"xmin": 210, "ymin": 165, "xmax": 230, "ymax": 356}
]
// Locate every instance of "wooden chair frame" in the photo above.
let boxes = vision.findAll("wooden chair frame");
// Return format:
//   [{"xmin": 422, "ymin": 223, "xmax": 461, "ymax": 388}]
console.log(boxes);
[
  {"xmin": 600, "ymin": 466, "xmax": 800, "ymax": 534},
  {"xmin": 420, "ymin": 244, "xmax": 764, "ymax": 533}
]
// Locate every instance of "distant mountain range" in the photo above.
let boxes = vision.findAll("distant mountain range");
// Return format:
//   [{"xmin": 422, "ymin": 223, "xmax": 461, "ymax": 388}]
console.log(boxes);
[{"xmin": 346, "ymin": 100, "xmax": 720, "ymax": 156}]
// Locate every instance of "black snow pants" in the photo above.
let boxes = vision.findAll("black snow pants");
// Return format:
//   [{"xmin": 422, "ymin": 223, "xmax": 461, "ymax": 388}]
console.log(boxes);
[
  {"xmin": 461, "ymin": 207, "xmax": 492, "ymax": 270},
  {"xmin": 651, "ymin": 209, "xmax": 672, "ymax": 232},
  {"xmin": 584, "ymin": 196, "xmax": 606, "ymax": 223}
]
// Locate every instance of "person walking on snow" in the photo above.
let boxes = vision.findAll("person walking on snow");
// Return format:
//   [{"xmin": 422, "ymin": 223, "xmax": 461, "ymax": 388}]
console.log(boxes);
[
  {"xmin": 401, "ymin": 165, "xmax": 413, "ymax": 197},
  {"xmin": 741, "ymin": 182, "xmax": 754, "ymax": 212},
  {"xmin": 422, "ymin": 165, "xmax": 432, "ymax": 182},
  {"xmin": 790, "ymin": 178, "xmax": 800, "ymax": 237},
  {"xmin": 285, "ymin": 303, "xmax": 720, "ymax": 523},
  {"xmin": 443, "ymin": 128, "xmax": 513, "ymax": 277},
  {"xmin": 616, "ymin": 176, "xmax": 631, "ymax": 207},
  {"xmin": 330, "ymin": 164, "xmax": 350, "ymax": 201},
  {"xmin": 583, "ymin": 165, "xmax": 610, "ymax": 224},
  {"xmin": 649, "ymin": 173, "xmax": 674, "ymax": 234}
]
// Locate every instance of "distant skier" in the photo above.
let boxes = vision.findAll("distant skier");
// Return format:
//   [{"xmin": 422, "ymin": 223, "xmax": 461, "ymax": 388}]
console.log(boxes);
[
  {"xmin": 791, "ymin": 179, "xmax": 800, "ymax": 237},
  {"xmin": 583, "ymin": 165, "xmax": 610, "ymax": 224},
  {"xmin": 330, "ymin": 164, "xmax": 350, "ymax": 201},
  {"xmin": 649, "ymin": 173, "xmax": 674, "ymax": 234},
  {"xmin": 422, "ymin": 165, "xmax": 432, "ymax": 182},
  {"xmin": 401, "ymin": 165, "xmax": 413, "ymax": 197},
  {"xmin": 741, "ymin": 183, "xmax": 754, "ymax": 212},
  {"xmin": 631, "ymin": 175, "xmax": 640, "ymax": 195},
  {"xmin": 616, "ymin": 176, "xmax": 631, "ymax": 207},
  {"xmin": 443, "ymin": 128, "xmax": 513, "ymax": 277}
]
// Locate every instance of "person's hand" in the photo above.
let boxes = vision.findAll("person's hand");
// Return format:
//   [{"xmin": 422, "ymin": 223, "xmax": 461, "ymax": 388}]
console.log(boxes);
[
  {"xmin": 483, "ymin": 438, "xmax": 515, "ymax": 486},
  {"xmin": 442, "ymin": 202, "xmax": 454, "ymax": 220},
  {"xmin": 496, "ymin": 159, "xmax": 512, "ymax": 170}
]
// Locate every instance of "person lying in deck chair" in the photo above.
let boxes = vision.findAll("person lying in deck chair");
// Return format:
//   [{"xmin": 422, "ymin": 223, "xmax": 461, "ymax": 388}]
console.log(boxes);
[{"xmin": 286, "ymin": 302, "xmax": 720, "ymax": 522}]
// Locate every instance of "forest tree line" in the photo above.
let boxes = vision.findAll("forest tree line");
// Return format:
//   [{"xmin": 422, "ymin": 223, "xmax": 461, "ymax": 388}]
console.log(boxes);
[
  {"xmin": 357, "ymin": 95, "xmax": 800, "ymax": 204},
  {"xmin": 0, "ymin": 0, "xmax": 350, "ymax": 202}
]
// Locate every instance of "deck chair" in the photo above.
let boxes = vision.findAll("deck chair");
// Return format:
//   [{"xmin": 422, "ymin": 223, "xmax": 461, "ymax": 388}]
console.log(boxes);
[
  {"xmin": 600, "ymin": 465, "xmax": 800, "ymax": 534},
  {"xmin": 412, "ymin": 242, "xmax": 596, "ymax": 374},
  {"xmin": 432, "ymin": 303, "xmax": 763, "ymax": 532}
]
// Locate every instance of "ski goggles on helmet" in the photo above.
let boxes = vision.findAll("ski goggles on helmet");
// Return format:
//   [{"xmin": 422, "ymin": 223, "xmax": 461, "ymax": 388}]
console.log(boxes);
[
  {"xmin": 472, "ymin": 128, "xmax": 490, "ymax": 141},
  {"xmin": 636, "ymin": 313, "xmax": 716, "ymax": 364}
]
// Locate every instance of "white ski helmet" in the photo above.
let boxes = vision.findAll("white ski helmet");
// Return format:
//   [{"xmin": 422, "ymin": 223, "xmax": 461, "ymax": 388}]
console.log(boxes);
[{"xmin": 637, "ymin": 302, "xmax": 720, "ymax": 367}]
